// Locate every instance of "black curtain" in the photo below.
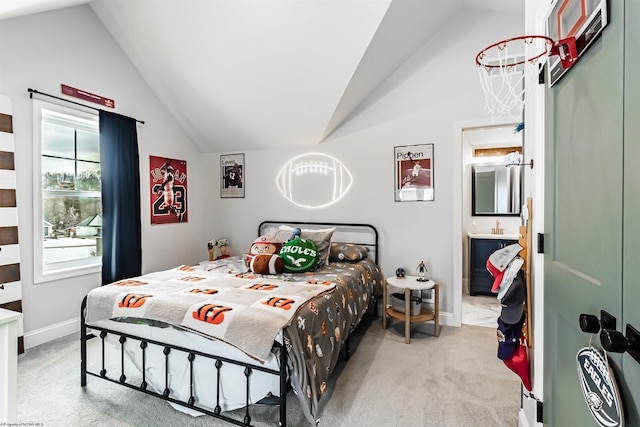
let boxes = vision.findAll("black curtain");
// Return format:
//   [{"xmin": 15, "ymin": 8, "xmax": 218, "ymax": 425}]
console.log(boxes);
[{"xmin": 99, "ymin": 110, "xmax": 142, "ymax": 285}]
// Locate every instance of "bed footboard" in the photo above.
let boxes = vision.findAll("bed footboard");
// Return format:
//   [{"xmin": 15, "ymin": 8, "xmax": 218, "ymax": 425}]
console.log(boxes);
[{"xmin": 81, "ymin": 296, "xmax": 288, "ymax": 426}]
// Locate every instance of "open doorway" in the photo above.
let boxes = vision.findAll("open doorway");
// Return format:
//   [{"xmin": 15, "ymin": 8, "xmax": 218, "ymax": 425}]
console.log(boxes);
[{"xmin": 461, "ymin": 123, "xmax": 523, "ymax": 327}]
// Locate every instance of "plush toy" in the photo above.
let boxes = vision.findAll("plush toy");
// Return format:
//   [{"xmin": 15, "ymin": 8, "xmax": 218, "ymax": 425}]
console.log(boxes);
[
  {"xmin": 207, "ymin": 239, "xmax": 217, "ymax": 261},
  {"xmin": 279, "ymin": 237, "xmax": 320, "ymax": 273},
  {"xmin": 215, "ymin": 238, "xmax": 231, "ymax": 260},
  {"xmin": 246, "ymin": 235, "xmax": 283, "ymax": 266},
  {"xmin": 208, "ymin": 238, "xmax": 231, "ymax": 261},
  {"xmin": 249, "ymin": 235, "xmax": 282, "ymax": 255},
  {"xmin": 250, "ymin": 253, "xmax": 284, "ymax": 275},
  {"xmin": 289, "ymin": 227, "xmax": 301, "ymax": 241}
]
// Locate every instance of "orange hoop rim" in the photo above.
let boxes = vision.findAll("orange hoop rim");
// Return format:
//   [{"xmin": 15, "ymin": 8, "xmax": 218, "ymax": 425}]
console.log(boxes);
[{"xmin": 476, "ymin": 35, "xmax": 555, "ymax": 68}]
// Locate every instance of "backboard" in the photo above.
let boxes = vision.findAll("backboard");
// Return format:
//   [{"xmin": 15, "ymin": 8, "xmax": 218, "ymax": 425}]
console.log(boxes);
[{"xmin": 546, "ymin": 0, "xmax": 609, "ymax": 87}]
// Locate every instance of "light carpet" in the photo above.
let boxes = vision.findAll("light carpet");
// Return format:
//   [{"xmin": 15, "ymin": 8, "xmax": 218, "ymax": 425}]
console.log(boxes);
[{"xmin": 16, "ymin": 316, "xmax": 520, "ymax": 426}]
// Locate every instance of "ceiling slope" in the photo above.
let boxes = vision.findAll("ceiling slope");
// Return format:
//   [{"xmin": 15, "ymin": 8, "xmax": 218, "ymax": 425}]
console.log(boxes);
[
  {"xmin": 0, "ymin": 0, "xmax": 524, "ymax": 153},
  {"xmin": 91, "ymin": 0, "xmax": 397, "ymax": 152},
  {"xmin": 321, "ymin": 0, "xmax": 464, "ymax": 142},
  {"xmin": 0, "ymin": 0, "xmax": 91, "ymax": 20}
]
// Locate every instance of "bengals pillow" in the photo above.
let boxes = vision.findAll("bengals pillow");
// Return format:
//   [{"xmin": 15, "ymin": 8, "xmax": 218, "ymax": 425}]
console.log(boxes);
[
  {"xmin": 329, "ymin": 242, "xmax": 368, "ymax": 262},
  {"xmin": 274, "ymin": 226, "xmax": 335, "ymax": 266}
]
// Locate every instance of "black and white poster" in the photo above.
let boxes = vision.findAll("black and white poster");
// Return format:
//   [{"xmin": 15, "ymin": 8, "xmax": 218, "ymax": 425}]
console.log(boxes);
[{"xmin": 220, "ymin": 153, "xmax": 244, "ymax": 198}]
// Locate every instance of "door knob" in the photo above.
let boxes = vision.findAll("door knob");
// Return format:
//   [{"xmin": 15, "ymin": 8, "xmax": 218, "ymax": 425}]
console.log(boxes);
[
  {"xmin": 600, "ymin": 325, "xmax": 640, "ymax": 364},
  {"xmin": 579, "ymin": 310, "xmax": 616, "ymax": 333},
  {"xmin": 579, "ymin": 314, "xmax": 601, "ymax": 333},
  {"xmin": 600, "ymin": 329, "xmax": 630, "ymax": 353}
]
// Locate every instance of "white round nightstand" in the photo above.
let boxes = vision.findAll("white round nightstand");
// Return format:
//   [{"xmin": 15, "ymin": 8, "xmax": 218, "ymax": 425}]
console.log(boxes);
[{"xmin": 383, "ymin": 275, "xmax": 440, "ymax": 343}]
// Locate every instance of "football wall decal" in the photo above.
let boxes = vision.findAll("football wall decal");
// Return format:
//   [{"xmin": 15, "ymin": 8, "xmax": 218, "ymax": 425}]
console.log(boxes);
[{"xmin": 276, "ymin": 153, "xmax": 353, "ymax": 209}]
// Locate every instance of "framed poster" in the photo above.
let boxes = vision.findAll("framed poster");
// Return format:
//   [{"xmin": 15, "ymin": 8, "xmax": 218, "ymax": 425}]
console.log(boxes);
[
  {"xmin": 394, "ymin": 144, "xmax": 434, "ymax": 202},
  {"xmin": 150, "ymin": 156, "xmax": 188, "ymax": 224},
  {"xmin": 221, "ymin": 153, "xmax": 245, "ymax": 198}
]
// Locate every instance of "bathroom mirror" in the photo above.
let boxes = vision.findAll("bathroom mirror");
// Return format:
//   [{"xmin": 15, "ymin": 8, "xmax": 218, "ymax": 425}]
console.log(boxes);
[{"xmin": 472, "ymin": 163, "xmax": 521, "ymax": 216}]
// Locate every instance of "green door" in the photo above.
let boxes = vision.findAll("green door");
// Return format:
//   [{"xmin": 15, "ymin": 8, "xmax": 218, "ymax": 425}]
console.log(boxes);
[
  {"xmin": 621, "ymin": 0, "xmax": 640, "ymax": 423},
  {"xmin": 543, "ymin": 2, "xmax": 625, "ymax": 426},
  {"xmin": 545, "ymin": 2, "xmax": 640, "ymax": 425}
]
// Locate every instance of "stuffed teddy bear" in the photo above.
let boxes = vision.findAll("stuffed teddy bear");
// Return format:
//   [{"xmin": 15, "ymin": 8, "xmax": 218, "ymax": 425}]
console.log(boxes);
[{"xmin": 249, "ymin": 253, "xmax": 284, "ymax": 275}]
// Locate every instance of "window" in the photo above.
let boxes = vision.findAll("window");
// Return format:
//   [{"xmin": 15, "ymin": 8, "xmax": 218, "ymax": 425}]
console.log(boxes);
[{"xmin": 33, "ymin": 100, "xmax": 101, "ymax": 283}]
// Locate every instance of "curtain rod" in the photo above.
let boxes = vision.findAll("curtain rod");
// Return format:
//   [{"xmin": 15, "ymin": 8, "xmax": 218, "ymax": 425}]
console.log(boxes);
[{"xmin": 27, "ymin": 88, "xmax": 145, "ymax": 124}]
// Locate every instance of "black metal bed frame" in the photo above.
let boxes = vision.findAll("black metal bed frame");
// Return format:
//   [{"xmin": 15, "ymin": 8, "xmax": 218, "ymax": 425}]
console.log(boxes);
[
  {"xmin": 80, "ymin": 296, "xmax": 289, "ymax": 426},
  {"xmin": 80, "ymin": 298, "xmax": 358, "ymax": 426},
  {"xmin": 80, "ymin": 221, "xmax": 378, "ymax": 426}
]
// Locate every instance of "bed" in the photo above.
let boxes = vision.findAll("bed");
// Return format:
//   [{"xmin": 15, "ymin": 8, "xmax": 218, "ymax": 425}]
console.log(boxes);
[{"xmin": 80, "ymin": 221, "xmax": 383, "ymax": 426}]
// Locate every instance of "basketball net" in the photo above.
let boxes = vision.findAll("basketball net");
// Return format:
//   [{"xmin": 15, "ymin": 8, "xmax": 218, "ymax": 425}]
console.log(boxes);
[{"xmin": 476, "ymin": 36, "xmax": 553, "ymax": 122}]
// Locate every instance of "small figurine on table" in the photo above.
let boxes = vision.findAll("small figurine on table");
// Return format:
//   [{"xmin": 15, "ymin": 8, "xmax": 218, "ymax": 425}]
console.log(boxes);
[
  {"xmin": 417, "ymin": 260, "xmax": 428, "ymax": 282},
  {"xmin": 215, "ymin": 238, "xmax": 231, "ymax": 260},
  {"xmin": 207, "ymin": 239, "xmax": 217, "ymax": 261}
]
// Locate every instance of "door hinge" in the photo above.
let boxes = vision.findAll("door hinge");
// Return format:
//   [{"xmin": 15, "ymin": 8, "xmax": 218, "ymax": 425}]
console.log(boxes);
[
  {"xmin": 537, "ymin": 400, "xmax": 543, "ymax": 422},
  {"xmin": 537, "ymin": 233, "xmax": 545, "ymax": 254}
]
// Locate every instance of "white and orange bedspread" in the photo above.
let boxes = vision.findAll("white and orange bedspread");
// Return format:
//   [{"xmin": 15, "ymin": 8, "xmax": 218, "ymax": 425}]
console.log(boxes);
[{"xmin": 85, "ymin": 263, "xmax": 335, "ymax": 363}]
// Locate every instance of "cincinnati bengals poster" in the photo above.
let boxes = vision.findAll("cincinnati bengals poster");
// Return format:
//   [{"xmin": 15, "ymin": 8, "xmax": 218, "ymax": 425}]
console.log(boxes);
[{"xmin": 150, "ymin": 156, "xmax": 188, "ymax": 224}]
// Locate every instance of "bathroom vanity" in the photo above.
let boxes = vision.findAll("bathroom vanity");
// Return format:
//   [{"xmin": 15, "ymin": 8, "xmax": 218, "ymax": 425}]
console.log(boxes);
[{"xmin": 468, "ymin": 233, "xmax": 519, "ymax": 296}]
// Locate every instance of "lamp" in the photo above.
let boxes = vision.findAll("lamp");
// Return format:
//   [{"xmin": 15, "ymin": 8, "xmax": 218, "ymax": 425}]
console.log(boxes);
[{"xmin": 504, "ymin": 151, "xmax": 533, "ymax": 169}]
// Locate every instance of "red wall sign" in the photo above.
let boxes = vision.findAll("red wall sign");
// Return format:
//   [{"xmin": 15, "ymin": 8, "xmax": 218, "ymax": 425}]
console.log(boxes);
[{"xmin": 61, "ymin": 84, "xmax": 115, "ymax": 108}]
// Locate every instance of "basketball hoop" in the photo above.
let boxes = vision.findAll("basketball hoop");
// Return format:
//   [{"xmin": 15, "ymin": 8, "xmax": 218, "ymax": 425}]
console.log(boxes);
[{"xmin": 476, "ymin": 35, "xmax": 577, "ymax": 121}]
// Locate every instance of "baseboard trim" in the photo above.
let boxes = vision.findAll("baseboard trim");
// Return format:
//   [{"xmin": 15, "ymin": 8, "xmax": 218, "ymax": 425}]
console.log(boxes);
[
  {"xmin": 439, "ymin": 311, "xmax": 455, "ymax": 327},
  {"xmin": 23, "ymin": 317, "xmax": 79, "ymax": 349}
]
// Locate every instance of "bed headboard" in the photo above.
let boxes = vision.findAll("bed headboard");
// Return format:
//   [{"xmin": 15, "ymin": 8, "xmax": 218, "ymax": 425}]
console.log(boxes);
[{"xmin": 258, "ymin": 221, "xmax": 379, "ymax": 264}]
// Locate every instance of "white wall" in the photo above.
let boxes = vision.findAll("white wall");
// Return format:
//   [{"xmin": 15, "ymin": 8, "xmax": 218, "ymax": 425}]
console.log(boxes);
[
  {"xmin": 202, "ymin": 7, "xmax": 525, "ymax": 325},
  {"xmin": 0, "ymin": 5, "xmax": 204, "ymax": 347}
]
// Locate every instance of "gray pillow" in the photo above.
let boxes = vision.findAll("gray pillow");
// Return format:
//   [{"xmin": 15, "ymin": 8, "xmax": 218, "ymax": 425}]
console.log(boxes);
[
  {"xmin": 275, "ymin": 226, "xmax": 335, "ymax": 266},
  {"xmin": 329, "ymin": 242, "xmax": 368, "ymax": 262}
]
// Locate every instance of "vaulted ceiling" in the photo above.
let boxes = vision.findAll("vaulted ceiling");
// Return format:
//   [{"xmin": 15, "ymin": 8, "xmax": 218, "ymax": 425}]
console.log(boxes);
[{"xmin": 0, "ymin": 0, "xmax": 524, "ymax": 152}]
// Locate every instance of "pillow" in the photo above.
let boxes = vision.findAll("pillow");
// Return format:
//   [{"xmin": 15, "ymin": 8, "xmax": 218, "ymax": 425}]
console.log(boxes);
[
  {"xmin": 329, "ymin": 242, "xmax": 368, "ymax": 262},
  {"xmin": 279, "ymin": 238, "xmax": 320, "ymax": 273},
  {"xmin": 247, "ymin": 235, "xmax": 283, "ymax": 265},
  {"xmin": 275, "ymin": 226, "xmax": 335, "ymax": 266},
  {"xmin": 250, "ymin": 253, "xmax": 284, "ymax": 275}
]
